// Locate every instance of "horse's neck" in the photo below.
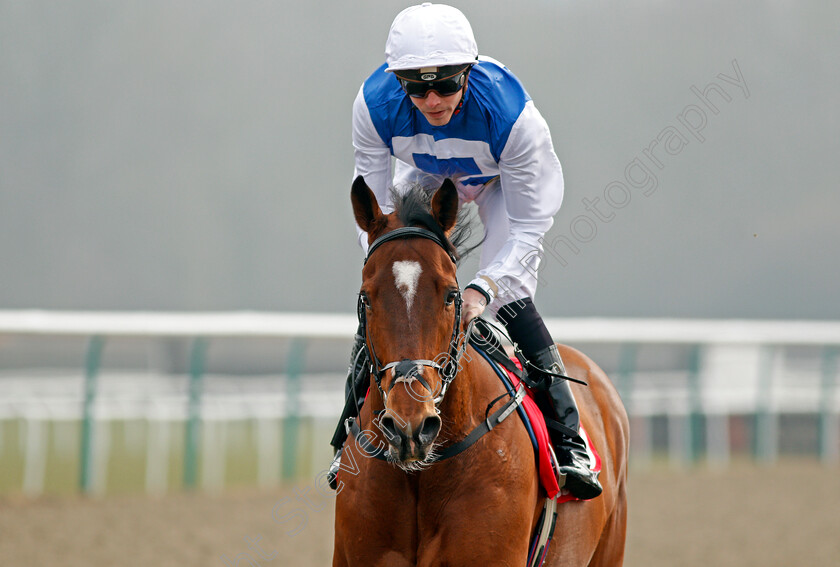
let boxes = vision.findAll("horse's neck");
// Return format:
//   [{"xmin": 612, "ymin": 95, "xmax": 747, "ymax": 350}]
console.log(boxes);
[{"xmin": 438, "ymin": 350, "xmax": 498, "ymax": 438}]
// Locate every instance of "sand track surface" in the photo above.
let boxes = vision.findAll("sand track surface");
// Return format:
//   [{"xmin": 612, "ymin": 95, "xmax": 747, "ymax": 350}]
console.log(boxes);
[{"xmin": 1, "ymin": 462, "xmax": 838, "ymax": 566}]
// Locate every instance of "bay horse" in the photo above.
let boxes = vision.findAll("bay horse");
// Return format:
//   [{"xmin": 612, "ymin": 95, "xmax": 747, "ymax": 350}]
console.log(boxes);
[{"xmin": 333, "ymin": 176, "xmax": 629, "ymax": 566}]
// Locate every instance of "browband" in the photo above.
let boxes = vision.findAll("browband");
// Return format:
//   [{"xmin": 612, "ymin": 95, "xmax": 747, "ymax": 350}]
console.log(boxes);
[{"xmin": 365, "ymin": 227, "xmax": 456, "ymax": 265}]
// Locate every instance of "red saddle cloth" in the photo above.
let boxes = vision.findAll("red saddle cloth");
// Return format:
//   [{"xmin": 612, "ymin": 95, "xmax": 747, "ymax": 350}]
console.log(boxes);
[{"xmin": 505, "ymin": 359, "xmax": 601, "ymax": 503}]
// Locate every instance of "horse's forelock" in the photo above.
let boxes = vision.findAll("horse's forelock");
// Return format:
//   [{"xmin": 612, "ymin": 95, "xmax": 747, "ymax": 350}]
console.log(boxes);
[{"xmin": 390, "ymin": 184, "xmax": 480, "ymax": 264}]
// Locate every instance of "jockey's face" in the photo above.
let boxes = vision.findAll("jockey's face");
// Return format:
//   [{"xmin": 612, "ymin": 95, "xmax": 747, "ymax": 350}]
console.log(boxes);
[{"xmin": 409, "ymin": 89, "xmax": 463, "ymax": 126}]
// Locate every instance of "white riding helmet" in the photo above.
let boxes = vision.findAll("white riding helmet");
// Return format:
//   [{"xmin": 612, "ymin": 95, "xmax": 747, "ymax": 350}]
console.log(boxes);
[{"xmin": 385, "ymin": 3, "xmax": 478, "ymax": 73}]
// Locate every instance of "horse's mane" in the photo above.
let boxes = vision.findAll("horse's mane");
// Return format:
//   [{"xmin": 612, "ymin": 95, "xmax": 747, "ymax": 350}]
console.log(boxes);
[{"xmin": 390, "ymin": 184, "xmax": 482, "ymax": 265}]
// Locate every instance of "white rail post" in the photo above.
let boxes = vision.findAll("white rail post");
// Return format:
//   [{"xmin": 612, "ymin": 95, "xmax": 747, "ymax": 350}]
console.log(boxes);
[{"xmin": 22, "ymin": 416, "xmax": 47, "ymax": 497}]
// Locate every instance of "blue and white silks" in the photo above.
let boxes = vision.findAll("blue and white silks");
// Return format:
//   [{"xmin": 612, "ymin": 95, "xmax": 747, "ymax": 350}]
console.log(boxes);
[{"xmin": 352, "ymin": 57, "xmax": 565, "ymax": 310}]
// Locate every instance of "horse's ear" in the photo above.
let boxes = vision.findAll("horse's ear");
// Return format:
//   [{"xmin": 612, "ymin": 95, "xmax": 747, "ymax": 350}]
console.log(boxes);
[
  {"xmin": 351, "ymin": 175, "xmax": 386, "ymax": 236},
  {"xmin": 431, "ymin": 178, "xmax": 459, "ymax": 235}
]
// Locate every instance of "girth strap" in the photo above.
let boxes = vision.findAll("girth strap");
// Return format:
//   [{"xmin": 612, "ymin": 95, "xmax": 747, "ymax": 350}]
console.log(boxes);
[{"xmin": 528, "ymin": 496, "xmax": 559, "ymax": 567}]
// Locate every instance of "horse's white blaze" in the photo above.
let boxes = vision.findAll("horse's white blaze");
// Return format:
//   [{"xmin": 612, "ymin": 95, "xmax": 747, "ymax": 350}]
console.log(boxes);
[{"xmin": 392, "ymin": 260, "xmax": 422, "ymax": 314}]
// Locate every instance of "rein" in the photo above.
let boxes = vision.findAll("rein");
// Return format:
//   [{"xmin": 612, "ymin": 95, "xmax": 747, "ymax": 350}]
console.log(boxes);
[{"xmin": 346, "ymin": 381, "xmax": 525, "ymax": 463}]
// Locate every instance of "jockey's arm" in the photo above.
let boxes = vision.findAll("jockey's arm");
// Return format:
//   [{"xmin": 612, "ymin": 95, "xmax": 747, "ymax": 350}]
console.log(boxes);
[
  {"xmin": 352, "ymin": 85, "xmax": 392, "ymax": 252},
  {"xmin": 467, "ymin": 101, "xmax": 565, "ymax": 313}
]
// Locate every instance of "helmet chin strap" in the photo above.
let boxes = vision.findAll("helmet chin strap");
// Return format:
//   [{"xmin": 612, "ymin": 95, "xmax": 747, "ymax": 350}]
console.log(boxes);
[{"xmin": 452, "ymin": 72, "xmax": 470, "ymax": 116}]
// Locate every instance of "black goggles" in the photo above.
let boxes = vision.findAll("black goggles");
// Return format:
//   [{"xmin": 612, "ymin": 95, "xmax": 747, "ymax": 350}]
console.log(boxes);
[{"xmin": 395, "ymin": 65, "xmax": 471, "ymax": 99}]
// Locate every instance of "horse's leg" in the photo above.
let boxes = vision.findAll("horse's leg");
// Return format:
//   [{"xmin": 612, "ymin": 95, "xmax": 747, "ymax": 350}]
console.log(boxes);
[
  {"xmin": 333, "ymin": 456, "xmax": 418, "ymax": 567},
  {"xmin": 333, "ymin": 547, "xmax": 413, "ymax": 567},
  {"xmin": 334, "ymin": 521, "xmax": 416, "ymax": 567},
  {"xmin": 586, "ymin": 483, "xmax": 628, "ymax": 567},
  {"xmin": 332, "ymin": 541, "xmax": 348, "ymax": 567},
  {"xmin": 418, "ymin": 523, "xmax": 532, "ymax": 567},
  {"xmin": 334, "ymin": 507, "xmax": 417, "ymax": 567},
  {"xmin": 542, "ymin": 500, "xmax": 607, "ymax": 567},
  {"xmin": 417, "ymin": 458, "xmax": 538, "ymax": 567}
]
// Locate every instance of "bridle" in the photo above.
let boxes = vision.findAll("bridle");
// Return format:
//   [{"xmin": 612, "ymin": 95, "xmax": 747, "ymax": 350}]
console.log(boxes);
[
  {"xmin": 358, "ymin": 226, "xmax": 470, "ymax": 407},
  {"xmin": 347, "ymin": 224, "xmax": 527, "ymax": 465}
]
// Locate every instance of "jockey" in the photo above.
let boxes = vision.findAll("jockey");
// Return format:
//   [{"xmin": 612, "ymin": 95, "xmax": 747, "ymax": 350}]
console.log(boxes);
[{"xmin": 329, "ymin": 2, "xmax": 602, "ymax": 500}]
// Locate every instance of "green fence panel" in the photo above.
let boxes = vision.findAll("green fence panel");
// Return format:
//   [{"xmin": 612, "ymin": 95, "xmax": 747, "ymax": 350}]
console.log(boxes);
[
  {"xmin": 754, "ymin": 345, "xmax": 777, "ymax": 463},
  {"xmin": 183, "ymin": 337, "xmax": 208, "ymax": 489},
  {"xmin": 282, "ymin": 338, "xmax": 308, "ymax": 480},
  {"xmin": 819, "ymin": 346, "xmax": 839, "ymax": 463},
  {"xmin": 80, "ymin": 335, "xmax": 105, "ymax": 494}
]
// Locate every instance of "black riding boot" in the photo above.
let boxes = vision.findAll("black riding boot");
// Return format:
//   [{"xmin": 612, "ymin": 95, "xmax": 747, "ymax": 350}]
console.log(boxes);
[
  {"xmin": 498, "ymin": 298, "xmax": 602, "ymax": 500},
  {"xmin": 528, "ymin": 344, "xmax": 603, "ymax": 500},
  {"xmin": 327, "ymin": 328, "xmax": 369, "ymax": 489}
]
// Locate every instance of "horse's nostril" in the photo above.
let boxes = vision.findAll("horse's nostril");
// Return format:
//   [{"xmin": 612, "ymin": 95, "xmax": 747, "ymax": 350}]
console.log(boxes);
[
  {"xmin": 379, "ymin": 416, "xmax": 402, "ymax": 445},
  {"xmin": 417, "ymin": 415, "xmax": 442, "ymax": 444}
]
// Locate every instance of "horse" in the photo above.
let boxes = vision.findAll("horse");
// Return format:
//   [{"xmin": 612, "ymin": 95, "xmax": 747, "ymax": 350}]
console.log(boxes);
[{"xmin": 332, "ymin": 176, "xmax": 629, "ymax": 566}]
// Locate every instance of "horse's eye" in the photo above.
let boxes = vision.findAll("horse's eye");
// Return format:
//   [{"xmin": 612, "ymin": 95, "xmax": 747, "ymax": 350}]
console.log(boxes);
[
  {"xmin": 360, "ymin": 293, "xmax": 371, "ymax": 310},
  {"xmin": 445, "ymin": 290, "xmax": 459, "ymax": 306}
]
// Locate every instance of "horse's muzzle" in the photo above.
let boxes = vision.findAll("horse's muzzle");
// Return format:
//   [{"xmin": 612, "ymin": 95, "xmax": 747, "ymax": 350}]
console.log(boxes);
[{"xmin": 379, "ymin": 412, "xmax": 442, "ymax": 462}]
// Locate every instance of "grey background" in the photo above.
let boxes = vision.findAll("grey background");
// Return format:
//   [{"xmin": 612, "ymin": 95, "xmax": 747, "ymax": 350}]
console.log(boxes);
[{"xmin": 2, "ymin": 0, "xmax": 838, "ymax": 319}]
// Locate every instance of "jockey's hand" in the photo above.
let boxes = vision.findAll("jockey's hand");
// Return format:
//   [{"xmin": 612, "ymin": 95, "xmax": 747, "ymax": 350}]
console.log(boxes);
[{"xmin": 461, "ymin": 287, "xmax": 487, "ymax": 330}]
